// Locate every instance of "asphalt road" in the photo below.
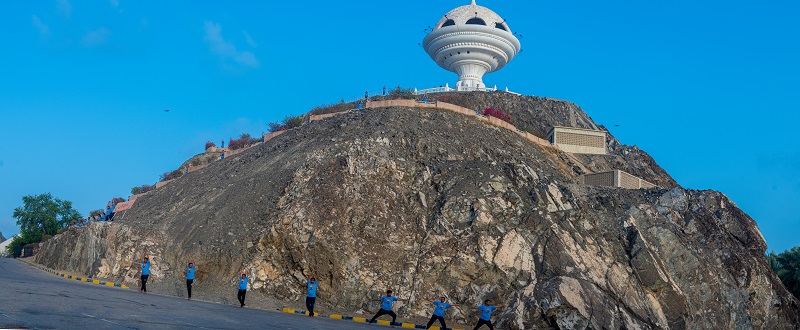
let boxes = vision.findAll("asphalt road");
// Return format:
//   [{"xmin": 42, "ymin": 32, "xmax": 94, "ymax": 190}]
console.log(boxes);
[{"xmin": 0, "ymin": 259, "xmax": 387, "ymax": 330}]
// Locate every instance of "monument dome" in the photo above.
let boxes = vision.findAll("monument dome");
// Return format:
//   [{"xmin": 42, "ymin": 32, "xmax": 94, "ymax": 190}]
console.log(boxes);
[{"xmin": 422, "ymin": 0, "xmax": 521, "ymax": 90}]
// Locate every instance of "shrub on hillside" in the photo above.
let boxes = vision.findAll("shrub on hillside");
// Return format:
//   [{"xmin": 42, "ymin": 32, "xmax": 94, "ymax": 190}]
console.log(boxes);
[
  {"xmin": 268, "ymin": 115, "xmax": 305, "ymax": 133},
  {"xmin": 205, "ymin": 141, "xmax": 216, "ymax": 150},
  {"xmin": 228, "ymin": 133, "xmax": 257, "ymax": 150},
  {"xmin": 283, "ymin": 115, "xmax": 305, "ymax": 129},
  {"xmin": 229, "ymin": 138, "xmax": 247, "ymax": 150},
  {"xmin": 189, "ymin": 157, "xmax": 204, "ymax": 166},
  {"xmin": 309, "ymin": 101, "xmax": 356, "ymax": 115},
  {"xmin": 159, "ymin": 169, "xmax": 184, "ymax": 182},
  {"xmin": 89, "ymin": 209, "xmax": 103, "ymax": 217},
  {"xmin": 389, "ymin": 85, "xmax": 415, "ymax": 99},
  {"xmin": 483, "ymin": 108, "xmax": 514, "ymax": 125},
  {"xmin": 130, "ymin": 184, "xmax": 155, "ymax": 195},
  {"xmin": 268, "ymin": 122, "xmax": 287, "ymax": 133},
  {"xmin": 111, "ymin": 197, "xmax": 126, "ymax": 204}
]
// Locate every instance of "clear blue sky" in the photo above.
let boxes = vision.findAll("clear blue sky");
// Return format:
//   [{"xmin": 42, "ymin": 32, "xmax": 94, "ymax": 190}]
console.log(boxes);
[{"xmin": 1, "ymin": 1, "xmax": 798, "ymax": 251}]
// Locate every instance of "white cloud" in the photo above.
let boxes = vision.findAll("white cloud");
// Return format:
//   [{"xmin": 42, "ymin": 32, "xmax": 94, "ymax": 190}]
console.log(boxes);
[
  {"xmin": 57, "ymin": 0, "xmax": 72, "ymax": 19},
  {"xmin": 82, "ymin": 27, "xmax": 110, "ymax": 46},
  {"xmin": 243, "ymin": 30, "xmax": 258, "ymax": 48},
  {"xmin": 235, "ymin": 52, "xmax": 259, "ymax": 67},
  {"xmin": 32, "ymin": 15, "xmax": 50, "ymax": 35},
  {"xmin": 203, "ymin": 21, "xmax": 260, "ymax": 68}
]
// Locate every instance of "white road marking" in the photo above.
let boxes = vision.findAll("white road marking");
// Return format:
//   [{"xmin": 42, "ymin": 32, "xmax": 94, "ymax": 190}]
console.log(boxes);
[
  {"xmin": 0, "ymin": 311, "xmax": 29, "ymax": 327},
  {"xmin": 81, "ymin": 313, "xmax": 135, "ymax": 329}
]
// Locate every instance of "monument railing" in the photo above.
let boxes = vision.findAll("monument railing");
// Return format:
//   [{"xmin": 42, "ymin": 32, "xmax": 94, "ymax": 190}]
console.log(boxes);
[
  {"xmin": 414, "ymin": 86, "xmax": 499, "ymax": 95},
  {"xmin": 415, "ymin": 86, "xmax": 455, "ymax": 94}
]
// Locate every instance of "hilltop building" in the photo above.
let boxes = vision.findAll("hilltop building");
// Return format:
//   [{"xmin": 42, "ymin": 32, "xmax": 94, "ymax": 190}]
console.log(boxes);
[
  {"xmin": 422, "ymin": 0, "xmax": 521, "ymax": 91},
  {"xmin": 548, "ymin": 126, "xmax": 607, "ymax": 155},
  {"xmin": 582, "ymin": 170, "xmax": 657, "ymax": 189}
]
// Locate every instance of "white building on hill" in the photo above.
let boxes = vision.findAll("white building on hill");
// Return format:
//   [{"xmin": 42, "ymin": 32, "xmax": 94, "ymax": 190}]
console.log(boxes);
[{"xmin": 422, "ymin": 0, "xmax": 521, "ymax": 91}]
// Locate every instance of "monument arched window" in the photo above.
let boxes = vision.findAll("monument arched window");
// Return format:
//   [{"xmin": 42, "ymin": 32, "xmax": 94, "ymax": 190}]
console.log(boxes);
[
  {"xmin": 441, "ymin": 19, "xmax": 456, "ymax": 28},
  {"xmin": 495, "ymin": 23, "xmax": 507, "ymax": 31},
  {"xmin": 466, "ymin": 18, "xmax": 486, "ymax": 25}
]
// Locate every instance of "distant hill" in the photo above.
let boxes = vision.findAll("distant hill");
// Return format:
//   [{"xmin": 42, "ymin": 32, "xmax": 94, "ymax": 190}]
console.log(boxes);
[{"xmin": 0, "ymin": 231, "xmax": 5, "ymax": 242}]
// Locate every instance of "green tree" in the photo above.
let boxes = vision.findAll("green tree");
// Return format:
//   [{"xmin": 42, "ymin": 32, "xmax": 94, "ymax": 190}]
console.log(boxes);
[
  {"xmin": 7, "ymin": 193, "xmax": 82, "ymax": 255},
  {"xmin": 282, "ymin": 115, "xmax": 305, "ymax": 129},
  {"xmin": 767, "ymin": 247, "xmax": 800, "ymax": 300}
]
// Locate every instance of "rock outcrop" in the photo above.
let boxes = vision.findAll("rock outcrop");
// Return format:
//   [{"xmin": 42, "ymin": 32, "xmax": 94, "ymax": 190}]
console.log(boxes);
[
  {"xmin": 36, "ymin": 95, "xmax": 799, "ymax": 329},
  {"xmin": 0, "ymin": 231, "xmax": 5, "ymax": 242}
]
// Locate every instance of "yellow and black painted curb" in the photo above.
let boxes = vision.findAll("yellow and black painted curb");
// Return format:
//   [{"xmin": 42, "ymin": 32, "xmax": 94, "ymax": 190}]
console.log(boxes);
[
  {"xmin": 279, "ymin": 308, "xmax": 462, "ymax": 330},
  {"xmin": 20, "ymin": 259, "xmax": 129, "ymax": 289}
]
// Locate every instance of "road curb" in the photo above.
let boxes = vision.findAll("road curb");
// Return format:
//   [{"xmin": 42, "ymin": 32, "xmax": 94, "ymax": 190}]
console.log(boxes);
[
  {"xmin": 279, "ymin": 307, "xmax": 462, "ymax": 330},
  {"xmin": 17, "ymin": 258, "xmax": 129, "ymax": 289}
]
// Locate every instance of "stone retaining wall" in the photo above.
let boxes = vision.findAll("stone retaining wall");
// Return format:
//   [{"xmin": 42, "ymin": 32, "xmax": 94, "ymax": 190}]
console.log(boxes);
[
  {"xmin": 310, "ymin": 111, "xmax": 352, "ymax": 121},
  {"xmin": 187, "ymin": 163, "xmax": 209, "ymax": 173},
  {"xmin": 205, "ymin": 146, "xmax": 228, "ymax": 153},
  {"xmin": 582, "ymin": 170, "xmax": 657, "ymax": 189}
]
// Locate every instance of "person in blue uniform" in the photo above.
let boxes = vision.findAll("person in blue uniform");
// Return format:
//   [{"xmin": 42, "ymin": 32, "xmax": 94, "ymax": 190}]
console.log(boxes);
[
  {"xmin": 472, "ymin": 299, "xmax": 504, "ymax": 330},
  {"xmin": 305, "ymin": 270, "xmax": 318, "ymax": 317},
  {"xmin": 426, "ymin": 296, "xmax": 459, "ymax": 329},
  {"xmin": 369, "ymin": 289, "xmax": 406, "ymax": 326},
  {"xmin": 140, "ymin": 254, "xmax": 151, "ymax": 293},
  {"xmin": 185, "ymin": 256, "xmax": 196, "ymax": 300},
  {"xmin": 237, "ymin": 267, "xmax": 248, "ymax": 308}
]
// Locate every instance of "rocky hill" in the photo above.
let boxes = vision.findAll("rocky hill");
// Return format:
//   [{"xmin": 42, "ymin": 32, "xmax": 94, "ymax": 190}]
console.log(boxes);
[
  {"xmin": 35, "ymin": 93, "xmax": 799, "ymax": 329},
  {"xmin": 0, "ymin": 231, "xmax": 5, "ymax": 242}
]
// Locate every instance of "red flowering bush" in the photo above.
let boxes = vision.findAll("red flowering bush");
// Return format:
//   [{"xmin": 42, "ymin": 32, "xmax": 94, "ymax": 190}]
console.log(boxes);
[
  {"xmin": 229, "ymin": 138, "xmax": 245, "ymax": 150},
  {"xmin": 159, "ymin": 169, "xmax": 184, "ymax": 182},
  {"xmin": 205, "ymin": 141, "xmax": 216, "ymax": 150},
  {"xmin": 483, "ymin": 108, "xmax": 514, "ymax": 124},
  {"xmin": 229, "ymin": 133, "xmax": 258, "ymax": 150}
]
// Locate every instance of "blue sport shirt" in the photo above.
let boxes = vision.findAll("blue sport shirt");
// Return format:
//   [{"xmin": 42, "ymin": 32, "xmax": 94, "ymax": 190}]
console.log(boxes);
[
  {"xmin": 478, "ymin": 305, "xmax": 497, "ymax": 321},
  {"xmin": 141, "ymin": 261, "xmax": 150, "ymax": 275},
  {"xmin": 380, "ymin": 296, "xmax": 398, "ymax": 310},
  {"xmin": 307, "ymin": 281, "xmax": 318, "ymax": 298},
  {"xmin": 239, "ymin": 276, "xmax": 249, "ymax": 290},
  {"xmin": 186, "ymin": 266, "xmax": 195, "ymax": 280},
  {"xmin": 432, "ymin": 301, "xmax": 451, "ymax": 316}
]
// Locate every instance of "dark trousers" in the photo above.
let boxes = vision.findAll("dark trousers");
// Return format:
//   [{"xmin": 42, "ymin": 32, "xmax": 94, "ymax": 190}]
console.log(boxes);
[
  {"xmin": 426, "ymin": 315, "xmax": 446, "ymax": 329},
  {"xmin": 369, "ymin": 309, "xmax": 397, "ymax": 324},
  {"xmin": 237, "ymin": 289, "xmax": 247, "ymax": 307},
  {"xmin": 186, "ymin": 279, "xmax": 193, "ymax": 298},
  {"xmin": 473, "ymin": 319, "xmax": 494, "ymax": 330},
  {"xmin": 140, "ymin": 275, "xmax": 149, "ymax": 292},
  {"xmin": 306, "ymin": 296, "xmax": 316, "ymax": 316}
]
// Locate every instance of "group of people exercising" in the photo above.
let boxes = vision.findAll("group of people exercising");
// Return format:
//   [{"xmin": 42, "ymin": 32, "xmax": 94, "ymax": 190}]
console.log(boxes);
[{"xmin": 139, "ymin": 256, "xmax": 502, "ymax": 329}]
